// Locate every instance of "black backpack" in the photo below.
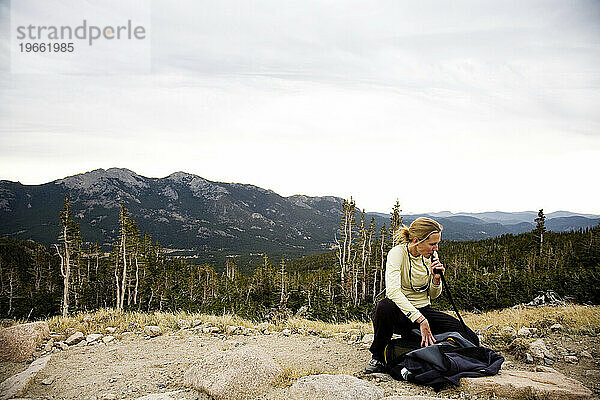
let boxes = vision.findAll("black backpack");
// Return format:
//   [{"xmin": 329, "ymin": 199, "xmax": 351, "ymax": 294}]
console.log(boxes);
[
  {"xmin": 384, "ymin": 331, "xmax": 504, "ymax": 391},
  {"xmin": 383, "ymin": 329, "xmax": 421, "ymax": 365}
]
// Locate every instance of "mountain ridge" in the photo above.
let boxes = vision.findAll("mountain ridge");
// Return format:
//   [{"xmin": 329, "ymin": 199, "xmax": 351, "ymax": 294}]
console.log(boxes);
[{"xmin": 1, "ymin": 168, "xmax": 598, "ymax": 264}]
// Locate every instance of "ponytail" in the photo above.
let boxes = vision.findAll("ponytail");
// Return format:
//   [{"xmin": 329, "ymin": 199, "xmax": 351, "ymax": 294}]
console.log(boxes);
[{"xmin": 394, "ymin": 226, "xmax": 411, "ymax": 244}]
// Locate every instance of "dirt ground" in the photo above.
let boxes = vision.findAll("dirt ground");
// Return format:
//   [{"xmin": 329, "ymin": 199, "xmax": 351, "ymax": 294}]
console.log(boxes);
[{"xmin": 2, "ymin": 330, "xmax": 599, "ymax": 400}]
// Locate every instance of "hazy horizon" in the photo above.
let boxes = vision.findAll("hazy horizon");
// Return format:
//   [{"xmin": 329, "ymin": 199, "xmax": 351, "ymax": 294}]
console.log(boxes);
[{"xmin": 2, "ymin": 166, "xmax": 598, "ymax": 216}]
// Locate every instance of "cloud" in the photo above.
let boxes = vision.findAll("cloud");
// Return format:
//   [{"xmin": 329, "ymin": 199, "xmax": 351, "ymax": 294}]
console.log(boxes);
[{"xmin": 1, "ymin": 0, "xmax": 599, "ymax": 213}]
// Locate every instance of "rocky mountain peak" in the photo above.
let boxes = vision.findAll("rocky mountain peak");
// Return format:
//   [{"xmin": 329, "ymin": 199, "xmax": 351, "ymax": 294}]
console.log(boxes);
[
  {"xmin": 166, "ymin": 171, "xmax": 201, "ymax": 184},
  {"xmin": 287, "ymin": 195, "xmax": 344, "ymax": 215},
  {"xmin": 166, "ymin": 172, "xmax": 229, "ymax": 199},
  {"xmin": 55, "ymin": 168, "xmax": 148, "ymax": 191}
]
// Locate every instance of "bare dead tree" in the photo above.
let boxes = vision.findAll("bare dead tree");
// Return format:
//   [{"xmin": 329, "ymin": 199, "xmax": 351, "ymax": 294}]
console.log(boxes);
[{"xmin": 55, "ymin": 195, "xmax": 80, "ymax": 317}]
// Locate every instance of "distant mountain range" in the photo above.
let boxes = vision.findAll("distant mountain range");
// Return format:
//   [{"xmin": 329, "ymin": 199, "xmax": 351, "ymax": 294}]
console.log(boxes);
[{"xmin": 1, "ymin": 168, "xmax": 598, "ymax": 263}]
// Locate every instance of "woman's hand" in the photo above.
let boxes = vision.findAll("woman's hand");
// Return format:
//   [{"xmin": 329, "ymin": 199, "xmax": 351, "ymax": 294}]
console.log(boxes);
[
  {"xmin": 430, "ymin": 259, "xmax": 445, "ymax": 284},
  {"xmin": 418, "ymin": 318, "xmax": 436, "ymax": 347}
]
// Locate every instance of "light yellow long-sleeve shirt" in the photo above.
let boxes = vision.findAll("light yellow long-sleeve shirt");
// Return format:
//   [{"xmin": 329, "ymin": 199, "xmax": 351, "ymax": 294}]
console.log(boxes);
[{"xmin": 385, "ymin": 244, "xmax": 442, "ymax": 323}]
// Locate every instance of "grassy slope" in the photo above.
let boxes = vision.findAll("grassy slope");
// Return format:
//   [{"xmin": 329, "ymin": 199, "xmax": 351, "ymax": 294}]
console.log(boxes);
[{"xmin": 25, "ymin": 304, "xmax": 598, "ymax": 341}]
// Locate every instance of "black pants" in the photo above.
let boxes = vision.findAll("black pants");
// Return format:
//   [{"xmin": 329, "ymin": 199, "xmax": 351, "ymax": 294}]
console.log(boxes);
[{"xmin": 369, "ymin": 298, "xmax": 480, "ymax": 362}]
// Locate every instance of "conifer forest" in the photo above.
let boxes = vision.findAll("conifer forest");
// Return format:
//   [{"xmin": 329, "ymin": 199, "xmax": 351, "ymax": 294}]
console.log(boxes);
[{"xmin": 1, "ymin": 197, "xmax": 599, "ymax": 321}]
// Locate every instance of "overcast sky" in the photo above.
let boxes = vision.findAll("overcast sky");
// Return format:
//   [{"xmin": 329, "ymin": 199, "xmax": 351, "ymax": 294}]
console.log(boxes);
[{"xmin": 1, "ymin": 0, "xmax": 599, "ymax": 214}]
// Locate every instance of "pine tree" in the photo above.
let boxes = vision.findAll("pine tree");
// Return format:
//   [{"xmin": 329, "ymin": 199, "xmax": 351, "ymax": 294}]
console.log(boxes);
[
  {"xmin": 534, "ymin": 209, "xmax": 546, "ymax": 255},
  {"xmin": 390, "ymin": 200, "xmax": 403, "ymax": 245}
]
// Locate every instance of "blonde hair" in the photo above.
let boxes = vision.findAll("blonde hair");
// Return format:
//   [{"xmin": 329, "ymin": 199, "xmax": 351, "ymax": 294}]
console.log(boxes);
[{"xmin": 394, "ymin": 217, "xmax": 443, "ymax": 245}]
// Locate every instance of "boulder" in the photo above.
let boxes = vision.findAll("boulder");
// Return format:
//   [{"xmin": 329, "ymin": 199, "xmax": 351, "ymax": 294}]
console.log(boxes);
[
  {"xmin": 56, "ymin": 341, "xmax": 69, "ymax": 350},
  {"xmin": 362, "ymin": 333, "xmax": 375, "ymax": 344},
  {"xmin": 202, "ymin": 326, "xmax": 220, "ymax": 334},
  {"xmin": 282, "ymin": 328, "xmax": 292, "ymax": 336},
  {"xmin": 0, "ymin": 321, "xmax": 50, "ymax": 361},
  {"xmin": 461, "ymin": 369, "xmax": 593, "ymax": 400},
  {"xmin": 65, "ymin": 331, "xmax": 85, "ymax": 345},
  {"xmin": 524, "ymin": 353, "xmax": 534, "ymax": 364},
  {"xmin": 523, "ymin": 291, "xmax": 564, "ymax": 307},
  {"xmin": 105, "ymin": 326, "xmax": 117, "ymax": 334},
  {"xmin": 517, "ymin": 327, "xmax": 535, "ymax": 337},
  {"xmin": 529, "ymin": 338, "xmax": 552, "ymax": 360},
  {"xmin": 184, "ymin": 346, "xmax": 283, "ymax": 400},
  {"xmin": 225, "ymin": 325, "xmax": 240, "ymax": 335},
  {"xmin": 102, "ymin": 335, "xmax": 115, "ymax": 343},
  {"xmin": 550, "ymin": 323, "xmax": 563, "ymax": 332},
  {"xmin": 86, "ymin": 333, "xmax": 103, "ymax": 344},
  {"xmin": 0, "ymin": 355, "xmax": 51, "ymax": 399},
  {"xmin": 144, "ymin": 325, "xmax": 162, "ymax": 337},
  {"xmin": 290, "ymin": 374, "xmax": 384, "ymax": 400}
]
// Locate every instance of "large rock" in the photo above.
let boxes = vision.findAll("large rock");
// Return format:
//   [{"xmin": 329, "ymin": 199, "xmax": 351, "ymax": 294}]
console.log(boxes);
[
  {"xmin": 0, "ymin": 355, "xmax": 51, "ymax": 399},
  {"xmin": 65, "ymin": 331, "xmax": 85, "ymax": 345},
  {"xmin": 362, "ymin": 333, "xmax": 375, "ymax": 344},
  {"xmin": 0, "ymin": 321, "xmax": 50, "ymax": 361},
  {"xmin": 184, "ymin": 346, "xmax": 283, "ymax": 400},
  {"xmin": 290, "ymin": 374, "xmax": 384, "ymax": 400},
  {"xmin": 529, "ymin": 338, "xmax": 552, "ymax": 360},
  {"xmin": 144, "ymin": 325, "xmax": 162, "ymax": 337},
  {"xmin": 461, "ymin": 369, "xmax": 593, "ymax": 400},
  {"xmin": 86, "ymin": 333, "xmax": 103, "ymax": 344},
  {"xmin": 102, "ymin": 335, "xmax": 115, "ymax": 344},
  {"xmin": 517, "ymin": 327, "xmax": 536, "ymax": 337}
]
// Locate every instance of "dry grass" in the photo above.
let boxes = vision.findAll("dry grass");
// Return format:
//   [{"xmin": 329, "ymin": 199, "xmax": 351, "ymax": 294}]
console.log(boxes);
[
  {"xmin": 44, "ymin": 309, "xmax": 372, "ymax": 337},
  {"xmin": 38, "ymin": 305, "xmax": 600, "ymax": 340},
  {"xmin": 462, "ymin": 304, "xmax": 600, "ymax": 335},
  {"xmin": 274, "ymin": 364, "xmax": 353, "ymax": 387},
  {"xmin": 281, "ymin": 318, "xmax": 370, "ymax": 337},
  {"xmin": 46, "ymin": 309, "xmax": 254, "ymax": 335},
  {"xmin": 274, "ymin": 365, "xmax": 329, "ymax": 387}
]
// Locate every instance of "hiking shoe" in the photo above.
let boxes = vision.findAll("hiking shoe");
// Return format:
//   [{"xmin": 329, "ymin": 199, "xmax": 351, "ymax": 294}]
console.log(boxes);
[{"xmin": 364, "ymin": 358, "xmax": 386, "ymax": 374}]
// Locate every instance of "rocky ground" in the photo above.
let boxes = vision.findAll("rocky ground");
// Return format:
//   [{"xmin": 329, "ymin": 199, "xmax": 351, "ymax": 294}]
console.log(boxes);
[{"xmin": 1, "ymin": 324, "xmax": 599, "ymax": 400}]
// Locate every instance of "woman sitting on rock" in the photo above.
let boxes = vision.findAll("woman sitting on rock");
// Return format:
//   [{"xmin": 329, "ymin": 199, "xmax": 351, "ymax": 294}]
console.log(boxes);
[{"xmin": 365, "ymin": 217, "xmax": 480, "ymax": 374}]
